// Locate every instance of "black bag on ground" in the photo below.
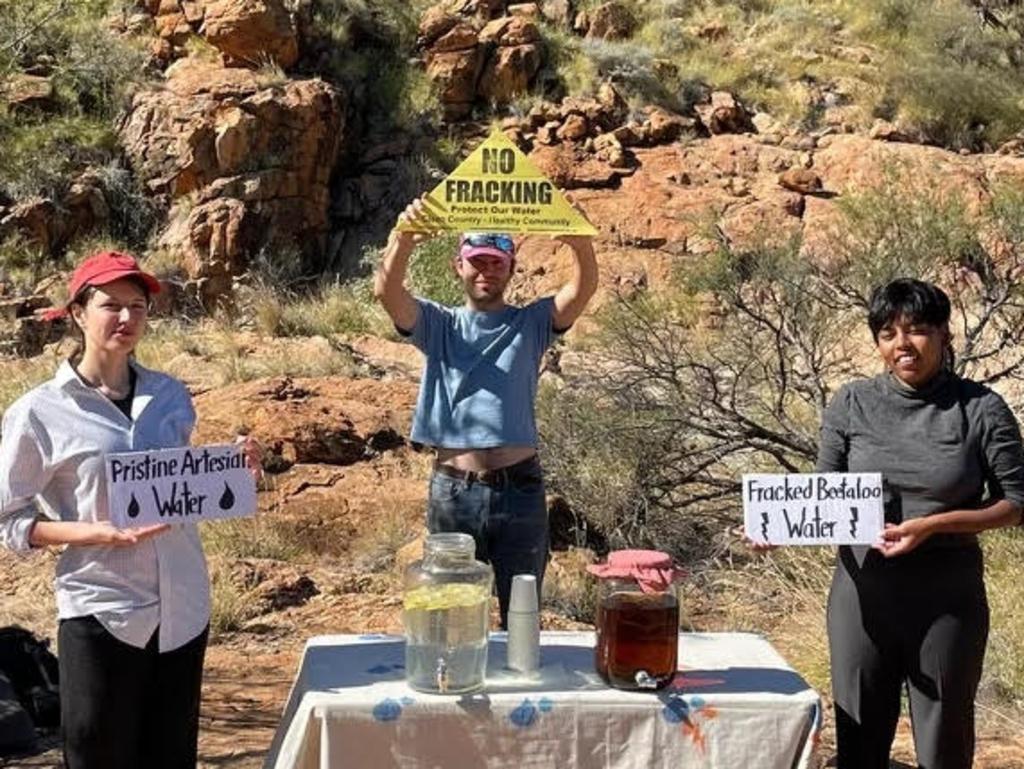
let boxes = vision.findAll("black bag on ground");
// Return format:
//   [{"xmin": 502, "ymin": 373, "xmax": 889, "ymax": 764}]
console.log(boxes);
[
  {"xmin": 0, "ymin": 670, "xmax": 37, "ymax": 754},
  {"xmin": 0, "ymin": 626, "xmax": 59, "ymax": 730}
]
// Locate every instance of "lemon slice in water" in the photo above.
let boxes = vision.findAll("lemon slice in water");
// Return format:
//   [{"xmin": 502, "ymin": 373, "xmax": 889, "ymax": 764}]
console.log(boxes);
[{"xmin": 404, "ymin": 583, "xmax": 489, "ymax": 612}]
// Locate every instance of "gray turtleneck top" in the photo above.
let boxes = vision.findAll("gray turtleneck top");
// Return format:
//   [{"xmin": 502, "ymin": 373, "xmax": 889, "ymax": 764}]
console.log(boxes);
[{"xmin": 816, "ymin": 371, "xmax": 1024, "ymax": 551}]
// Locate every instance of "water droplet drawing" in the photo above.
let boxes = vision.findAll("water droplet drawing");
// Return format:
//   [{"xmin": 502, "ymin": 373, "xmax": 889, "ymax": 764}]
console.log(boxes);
[
  {"xmin": 127, "ymin": 493, "xmax": 140, "ymax": 519},
  {"xmin": 219, "ymin": 482, "xmax": 235, "ymax": 510}
]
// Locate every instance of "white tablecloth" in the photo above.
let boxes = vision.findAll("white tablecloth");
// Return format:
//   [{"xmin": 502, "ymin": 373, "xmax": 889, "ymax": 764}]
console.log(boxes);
[{"xmin": 264, "ymin": 632, "xmax": 821, "ymax": 769}]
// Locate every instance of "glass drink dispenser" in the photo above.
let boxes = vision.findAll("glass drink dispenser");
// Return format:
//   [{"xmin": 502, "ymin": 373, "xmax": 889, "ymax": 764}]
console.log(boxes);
[
  {"xmin": 588, "ymin": 550, "xmax": 682, "ymax": 690},
  {"xmin": 403, "ymin": 533, "xmax": 493, "ymax": 694}
]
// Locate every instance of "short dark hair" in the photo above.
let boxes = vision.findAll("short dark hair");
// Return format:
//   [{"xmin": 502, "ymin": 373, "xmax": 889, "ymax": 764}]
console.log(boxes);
[{"xmin": 867, "ymin": 278, "xmax": 951, "ymax": 341}]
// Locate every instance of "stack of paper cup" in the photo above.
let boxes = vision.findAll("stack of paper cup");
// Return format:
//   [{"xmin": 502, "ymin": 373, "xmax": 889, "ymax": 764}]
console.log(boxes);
[{"xmin": 507, "ymin": 574, "xmax": 540, "ymax": 674}]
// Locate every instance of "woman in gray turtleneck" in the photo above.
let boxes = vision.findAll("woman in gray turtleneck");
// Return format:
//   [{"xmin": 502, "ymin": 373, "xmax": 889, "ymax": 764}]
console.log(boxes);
[{"xmin": 818, "ymin": 278, "xmax": 1024, "ymax": 769}]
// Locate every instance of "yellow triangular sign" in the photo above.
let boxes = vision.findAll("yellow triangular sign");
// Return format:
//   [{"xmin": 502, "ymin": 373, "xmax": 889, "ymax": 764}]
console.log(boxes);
[{"xmin": 397, "ymin": 129, "xmax": 598, "ymax": 236}]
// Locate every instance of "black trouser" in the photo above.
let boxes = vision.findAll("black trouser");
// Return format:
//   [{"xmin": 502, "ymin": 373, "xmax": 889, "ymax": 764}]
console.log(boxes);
[
  {"xmin": 58, "ymin": 616, "xmax": 208, "ymax": 769},
  {"xmin": 828, "ymin": 545, "xmax": 988, "ymax": 769}
]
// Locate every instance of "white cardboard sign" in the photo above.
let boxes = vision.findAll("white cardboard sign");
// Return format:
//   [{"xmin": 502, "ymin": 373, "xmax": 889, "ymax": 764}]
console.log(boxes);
[
  {"xmin": 741, "ymin": 472, "xmax": 884, "ymax": 546},
  {"xmin": 106, "ymin": 444, "xmax": 256, "ymax": 528}
]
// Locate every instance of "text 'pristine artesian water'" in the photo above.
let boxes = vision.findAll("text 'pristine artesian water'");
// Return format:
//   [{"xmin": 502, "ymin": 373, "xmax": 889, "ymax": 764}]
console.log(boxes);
[{"xmin": 403, "ymin": 583, "xmax": 490, "ymax": 694}]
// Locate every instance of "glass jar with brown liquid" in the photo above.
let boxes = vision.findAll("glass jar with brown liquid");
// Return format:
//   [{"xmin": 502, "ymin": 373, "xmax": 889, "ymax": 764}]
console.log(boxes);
[{"xmin": 588, "ymin": 550, "xmax": 681, "ymax": 690}]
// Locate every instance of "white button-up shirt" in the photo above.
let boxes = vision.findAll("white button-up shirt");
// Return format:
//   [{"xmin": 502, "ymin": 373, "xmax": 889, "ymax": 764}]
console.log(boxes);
[{"xmin": 0, "ymin": 360, "xmax": 209, "ymax": 651}]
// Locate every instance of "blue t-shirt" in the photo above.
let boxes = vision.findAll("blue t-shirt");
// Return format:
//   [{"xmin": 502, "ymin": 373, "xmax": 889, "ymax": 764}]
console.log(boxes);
[{"xmin": 403, "ymin": 296, "xmax": 560, "ymax": 448}]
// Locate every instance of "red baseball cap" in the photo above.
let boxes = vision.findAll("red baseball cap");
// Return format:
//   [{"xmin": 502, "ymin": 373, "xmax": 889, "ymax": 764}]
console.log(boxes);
[
  {"xmin": 67, "ymin": 251, "xmax": 161, "ymax": 300},
  {"xmin": 41, "ymin": 251, "xmax": 162, "ymax": 321}
]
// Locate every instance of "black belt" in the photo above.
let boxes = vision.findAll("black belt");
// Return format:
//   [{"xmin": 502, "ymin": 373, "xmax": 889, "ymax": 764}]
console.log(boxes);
[{"xmin": 433, "ymin": 455, "xmax": 540, "ymax": 487}]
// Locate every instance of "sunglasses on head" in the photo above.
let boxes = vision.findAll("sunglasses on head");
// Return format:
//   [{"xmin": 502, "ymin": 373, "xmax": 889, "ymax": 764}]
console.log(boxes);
[{"xmin": 462, "ymin": 233, "xmax": 515, "ymax": 254}]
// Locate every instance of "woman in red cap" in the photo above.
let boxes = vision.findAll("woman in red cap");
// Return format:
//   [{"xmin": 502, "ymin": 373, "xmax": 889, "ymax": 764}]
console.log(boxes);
[{"xmin": 0, "ymin": 251, "xmax": 260, "ymax": 769}]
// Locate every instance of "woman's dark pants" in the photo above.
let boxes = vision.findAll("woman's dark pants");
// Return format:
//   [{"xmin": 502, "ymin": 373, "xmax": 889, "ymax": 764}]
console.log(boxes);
[
  {"xmin": 58, "ymin": 616, "xmax": 208, "ymax": 769},
  {"xmin": 828, "ymin": 546, "xmax": 988, "ymax": 769}
]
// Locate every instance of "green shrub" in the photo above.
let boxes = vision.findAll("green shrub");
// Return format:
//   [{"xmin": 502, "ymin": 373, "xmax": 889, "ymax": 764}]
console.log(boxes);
[
  {"xmin": 0, "ymin": 0, "xmax": 153, "ymax": 258},
  {"xmin": 0, "ymin": 0, "xmax": 148, "ymax": 117},
  {"xmin": 541, "ymin": 27, "xmax": 599, "ymax": 99},
  {"xmin": 843, "ymin": 0, "xmax": 1024, "ymax": 147},
  {"xmin": 299, "ymin": 0, "xmax": 436, "ymax": 131},
  {"xmin": 0, "ymin": 232, "xmax": 59, "ymax": 291},
  {"xmin": 881, "ymin": 56, "xmax": 1024, "ymax": 149},
  {"xmin": 580, "ymin": 38, "xmax": 678, "ymax": 108},
  {"xmin": 540, "ymin": 0, "xmax": 1024, "ymax": 148},
  {"xmin": 52, "ymin": 23, "xmax": 148, "ymax": 118},
  {"xmin": 362, "ymin": 234, "xmax": 463, "ymax": 307},
  {"xmin": 537, "ymin": 383, "xmax": 650, "ymax": 550},
  {"xmin": 407, "ymin": 234, "xmax": 464, "ymax": 306},
  {"xmin": 90, "ymin": 163, "xmax": 159, "ymax": 248},
  {"xmin": 0, "ymin": 114, "xmax": 117, "ymax": 200}
]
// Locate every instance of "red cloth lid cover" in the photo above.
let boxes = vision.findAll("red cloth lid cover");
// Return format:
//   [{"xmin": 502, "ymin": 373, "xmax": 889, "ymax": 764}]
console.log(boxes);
[{"xmin": 586, "ymin": 549, "xmax": 683, "ymax": 593}]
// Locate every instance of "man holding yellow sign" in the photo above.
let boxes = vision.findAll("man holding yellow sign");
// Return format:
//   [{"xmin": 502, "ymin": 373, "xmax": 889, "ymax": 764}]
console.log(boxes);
[{"xmin": 374, "ymin": 132, "xmax": 598, "ymax": 627}]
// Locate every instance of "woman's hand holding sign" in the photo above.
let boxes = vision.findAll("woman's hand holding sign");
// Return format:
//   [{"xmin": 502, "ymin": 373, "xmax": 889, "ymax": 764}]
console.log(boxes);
[
  {"xmin": 873, "ymin": 498, "xmax": 1022, "ymax": 558},
  {"xmin": 874, "ymin": 519, "xmax": 933, "ymax": 557},
  {"xmin": 733, "ymin": 525, "xmax": 776, "ymax": 553},
  {"xmin": 86, "ymin": 522, "xmax": 171, "ymax": 546},
  {"xmin": 29, "ymin": 520, "xmax": 171, "ymax": 548},
  {"xmin": 237, "ymin": 434, "xmax": 264, "ymax": 484}
]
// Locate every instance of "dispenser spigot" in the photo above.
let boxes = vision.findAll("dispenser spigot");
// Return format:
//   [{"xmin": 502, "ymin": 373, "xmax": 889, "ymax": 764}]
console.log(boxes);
[
  {"xmin": 634, "ymin": 670, "xmax": 658, "ymax": 689},
  {"xmin": 436, "ymin": 657, "xmax": 449, "ymax": 694}
]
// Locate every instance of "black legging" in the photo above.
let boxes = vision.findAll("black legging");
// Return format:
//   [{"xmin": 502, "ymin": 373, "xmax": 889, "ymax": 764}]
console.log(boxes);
[
  {"xmin": 827, "ymin": 545, "xmax": 988, "ymax": 769},
  {"xmin": 59, "ymin": 616, "xmax": 208, "ymax": 769}
]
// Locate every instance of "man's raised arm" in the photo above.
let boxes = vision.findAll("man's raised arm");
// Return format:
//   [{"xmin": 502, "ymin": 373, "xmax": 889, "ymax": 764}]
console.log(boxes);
[
  {"xmin": 374, "ymin": 230, "xmax": 419, "ymax": 333},
  {"xmin": 374, "ymin": 197, "xmax": 440, "ymax": 332},
  {"xmin": 552, "ymin": 234, "xmax": 598, "ymax": 331}
]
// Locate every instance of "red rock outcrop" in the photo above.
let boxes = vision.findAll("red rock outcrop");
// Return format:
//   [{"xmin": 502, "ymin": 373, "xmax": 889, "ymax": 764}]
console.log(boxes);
[
  {"xmin": 200, "ymin": 0, "xmax": 298, "ymax": 68},
  {"xmin": 142, "ymin": 0, "xmax": 298, "ymax": 68},
  {"xmin": 420, "ymin": 7, "xmax": 543, "ymax": 118},
  {"xmin": 192, "ymin": 376, "xmax": 418, "ymax": 471},
  {"xmin": 120, "ymin": 59, "xmax": 344, "ymax": 306},
  {"xmin": 506, "ymin": 132, "xmax": 1024, "ymax": 321},
  {"xmin": 0, "ymin": 170, "xmax": 112, "ymax": 257},
  {"xmin": 585, "ymin": 2, "xmax": 637, "ymax": 40},
  {"xmin": 694, "ymin": 91, "xmax": 754, "ymax": 135},
  {"xmin": 1, "ymin": 74, "xmax": 55, "ymax": 112}
]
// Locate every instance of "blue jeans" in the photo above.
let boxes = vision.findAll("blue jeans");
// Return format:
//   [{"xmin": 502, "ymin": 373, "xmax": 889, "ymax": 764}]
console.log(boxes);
[{"xmin": 427, "ymin": 456, "xmax": 549, "ymax": 629}]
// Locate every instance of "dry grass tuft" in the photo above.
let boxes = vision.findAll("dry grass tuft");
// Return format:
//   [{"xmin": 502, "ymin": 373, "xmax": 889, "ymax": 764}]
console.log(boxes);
[
  {"xmin": 200, "ymin": 515, "xmax": 303, "ymax": 563},
  {"xmin": 0, "ymin": 353, "xmax": 62, "ymax": 412},
  {"xmin": 207, "ymin": 558, "xmax": 258, "ymax": 637},
  {"xmin": 983, "ymin": 529, "xmax": 1024, "ymax": 707},
  {"xmin": 245, "ymin": 281, "xmax": 392, "ymax": 340},
  {"xmin": 544, "ymin": 548, "xmax": 600, "ymax": 624},
  {"xmin": 350, "ymin": 509, "xmax": 419, "ymax": 573},
  {"xmin": 136, "ymin": 319, "xmax": 362, "ymax": 386}
]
